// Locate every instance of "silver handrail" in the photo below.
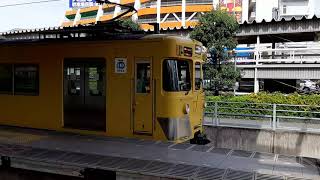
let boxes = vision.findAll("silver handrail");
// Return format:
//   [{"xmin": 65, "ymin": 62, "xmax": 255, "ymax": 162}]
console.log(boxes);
[{"xmin": 204, "ymin": 101, "xmax": 320, "ymax": 132}]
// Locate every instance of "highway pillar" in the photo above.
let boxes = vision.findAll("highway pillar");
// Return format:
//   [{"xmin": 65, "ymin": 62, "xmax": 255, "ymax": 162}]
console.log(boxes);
[
  {"xmin": 254, "ymin": 36, "xmax": 260, "ymax": 94},
  {"xmin": 254, "ymin": 68, "xmax": 259, "ymax": 94}
]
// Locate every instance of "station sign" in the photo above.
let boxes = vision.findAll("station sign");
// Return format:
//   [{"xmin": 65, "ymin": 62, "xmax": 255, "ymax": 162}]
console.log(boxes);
[
  {"xmin": 115, "ymin": 58, "xmax": 127, "ymax": 73},
  {"xmin": 69, "ymin": 0, "xmax": 97, "ymax": 8}
]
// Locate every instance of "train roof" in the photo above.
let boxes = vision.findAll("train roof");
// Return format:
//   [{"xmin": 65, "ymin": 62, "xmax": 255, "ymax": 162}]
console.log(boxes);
[
  {"xmin": 0, "ymin": 23, "xmax": 198, "ymax": 46},
  {"xmin": 0, "ymin": 34, "xmax": 198, "ymax": 46}
]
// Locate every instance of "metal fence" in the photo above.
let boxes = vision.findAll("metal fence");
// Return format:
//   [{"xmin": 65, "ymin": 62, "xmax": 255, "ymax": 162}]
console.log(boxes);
[{"xmin": 204, "ymin": 101, "xmax": 320, "ymax": 132}]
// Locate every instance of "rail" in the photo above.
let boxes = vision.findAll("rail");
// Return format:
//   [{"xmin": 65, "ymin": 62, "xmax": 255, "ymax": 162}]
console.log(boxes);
[
  {"xmin": 204, "ymin": 101, "xmax": 320, "ymax": 133},
  {"xmin": 231, "ymin": 48, "xmax": 320, "ymax": 65}
]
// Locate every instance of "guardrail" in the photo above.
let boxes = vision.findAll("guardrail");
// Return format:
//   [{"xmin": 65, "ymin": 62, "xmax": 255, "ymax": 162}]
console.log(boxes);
[
  {"xmin": 231, "ymin": 48, "xmax": 320, "ymax": 65},
  {"xmin": 204, "ymin": 101, "xmax": 320, "ymax": 133}
]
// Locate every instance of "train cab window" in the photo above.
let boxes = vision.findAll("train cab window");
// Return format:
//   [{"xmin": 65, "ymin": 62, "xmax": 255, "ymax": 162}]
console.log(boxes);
[
  {"xmin": 136, "ymin": 63, "xmax": 151, "ymax": 93},
  {"xmin": 163, "ymin": 59, "xmax": 191, "ymax": 92},
  {"xmin": 195, "ymin": 62, "xmax": 202, "ymax": 90},
  {"xmin": 14, "ymin": 65, "xmax": 39, "ymax": 95},
  {"xmin": 0, "ymin": 64, "xmax": 13, "ymax": 94}
]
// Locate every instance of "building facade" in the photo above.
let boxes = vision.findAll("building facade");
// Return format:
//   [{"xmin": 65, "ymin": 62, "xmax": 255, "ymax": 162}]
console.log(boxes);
[{"xmin": 241, "ymin": 0, "xmax": 320, "ymax": 23}]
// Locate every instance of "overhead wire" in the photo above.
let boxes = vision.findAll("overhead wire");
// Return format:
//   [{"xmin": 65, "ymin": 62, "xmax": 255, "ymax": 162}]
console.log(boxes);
[{"xmin": 0, "ymin": 0, "xmax": 63, "ymax": 8}]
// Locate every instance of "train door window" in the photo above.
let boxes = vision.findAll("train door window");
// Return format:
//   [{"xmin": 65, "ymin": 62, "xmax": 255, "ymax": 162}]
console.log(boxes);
[
  {"xmin": 14, "ymin": 64, "xmax": 39, "ymax": 96},
  {"xmin": 0, "ymin": 64, "xmax": 13, "ymax": 94},
  {"xmin": 136, "ymin": 63, "xmax": 151, "ymax": 93},
  {"xmin": 88, "ymin": 67, "xmax": 102, "ymax": 96},
  {"xmin": 195, "ymin": 62, "xmax": 202, "ymax": 90},
  {"xmin": 66, "ymin": 67, "xmax": 81, "ymax": 96},
  {"xmin": 163, "ymin": 59, "xmax": 191, "ymax": 91}
]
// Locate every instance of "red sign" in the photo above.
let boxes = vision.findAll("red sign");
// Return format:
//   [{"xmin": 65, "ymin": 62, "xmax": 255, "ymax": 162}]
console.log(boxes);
[{"xmin": 219, "ymin": 0, "xmax": 242, "ymax": 22}]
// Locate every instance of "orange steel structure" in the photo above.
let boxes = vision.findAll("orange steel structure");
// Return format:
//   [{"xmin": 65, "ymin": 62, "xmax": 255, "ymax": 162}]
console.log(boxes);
[{"xmin": 62, "ymin": 0, "xmax": 215, "ymax": 31}]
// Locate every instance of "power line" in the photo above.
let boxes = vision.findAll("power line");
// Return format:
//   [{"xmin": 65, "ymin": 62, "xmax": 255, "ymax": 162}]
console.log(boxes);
[{"xmin": 0, "ymin": 0, "xmax": 63, "ymax": 8}]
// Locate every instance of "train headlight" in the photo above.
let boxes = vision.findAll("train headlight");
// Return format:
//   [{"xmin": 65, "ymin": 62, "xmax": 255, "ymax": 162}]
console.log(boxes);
[{"xmin": 184, "ymin": 104, "xmax": 190, "ymax": 114}]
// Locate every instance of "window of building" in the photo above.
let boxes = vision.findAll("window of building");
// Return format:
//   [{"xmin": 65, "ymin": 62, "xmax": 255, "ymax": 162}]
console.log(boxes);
[
  {"xmin": 163, "ymin": 59, "xmax": 191, "ymax": 92},
  {"xmin": 195, "ymin": 62, "xmax": 202, "ymax": 90},
  {"xmin": 14, "ymin": 64, "xmax": 39, "ymax": 95},
  {"xmin": 282, "ymin": 5, "xmax": 287, "ymax": 14},
  {"xmin": 0, "ymin": 64, "xmax": 13, "ymax": 94}
]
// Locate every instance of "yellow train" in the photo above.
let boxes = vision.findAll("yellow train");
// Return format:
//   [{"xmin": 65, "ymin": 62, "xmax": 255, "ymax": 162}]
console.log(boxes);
[{"xmin": 0, "ymin": 32, "xmax": 205, "ymax": 143}]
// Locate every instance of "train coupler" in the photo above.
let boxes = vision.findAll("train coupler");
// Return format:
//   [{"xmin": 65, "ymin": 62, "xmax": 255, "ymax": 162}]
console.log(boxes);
[{"xmin": 190, "ymin": 130, "xmax": 210, "ymax": 145}]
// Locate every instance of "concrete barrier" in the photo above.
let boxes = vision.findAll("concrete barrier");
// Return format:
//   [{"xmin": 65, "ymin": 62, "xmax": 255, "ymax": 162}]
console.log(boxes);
[{"xmin": 204, "ymin": 126, "xmax": 320, "ymax": 158}]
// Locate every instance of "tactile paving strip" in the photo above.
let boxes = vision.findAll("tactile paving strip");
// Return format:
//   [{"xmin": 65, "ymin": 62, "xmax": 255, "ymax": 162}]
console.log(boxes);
[
  {"xmin": 15, "ymin": 148, "xmax": 49, "ymax": 159},
  {"xmin": 141, "ymin": 161, "xmax": 174, "ymax": 175},
  {"xmin": 190, "ymin": 145, "xmax": 212, "ymax": 152},
  {"xmin": 33, "ymin": 150, "xmax": 69, "ymax": 161},
  {"xmin": 118, "ymin": 158, "xmax": 152, "ymax": 172},
  {"xmin": 255, "ymin": 173, "xmax": 285, "ymax": 180},
  {"xmin": 95, "ymin": 156, "xmax": 130, "ymax": 169},
  {"xmin": 210, "ymin": 148, "xmax": 232, "ymax": 155},
  {"xmin": 55, "ymin": 152, "xmax": 88, "ymax": 164},
  {"xmin": 170, "ymin": 143, "xmax": 194, "ymax": 150},
  {"xmin": 223, "ymin": 169, "xmax": 254, "ymax": 180},
  {"xmin": 136, "ymin": 140, "xmax": 157, "ymax": 146},
  {"xmin": 277, "ymin": 155, "xmax": 299, "ymax": 163},
  {"xmin": 194, "ymin": 167, "xmax": 226, "ymax": 180},
  {"xmin": 286, "ymin": 177, "xmax": 313, "ymax": 180},
  {"xmin": 231, "ymin": 150, "xmax": 253, "ymax": 158},
  {"xmin": 154, "ymin": 141, "xmax": 174, "ymax": 148},
  {"xmin": 0, "ymin": 143, "xmax": 30, "ymax": 156},
  {"xmin": 167, "ymin": 164, "xmax": 200, "ymax": 178},
  {"xmin": 253, "ymin": 152, "xmax": 276, "ymax": 160},
  {"xmin": 69, "ymin": 154, "xmax": 105, "ymax": 166}
]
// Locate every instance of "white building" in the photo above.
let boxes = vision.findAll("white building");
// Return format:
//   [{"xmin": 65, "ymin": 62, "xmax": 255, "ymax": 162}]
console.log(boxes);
[
  {"xmin": 279, "ymin": 0, "xmax": 320, "ymax": 20},
  {"xmin": 242, "ymin": 0, "xmax": 320, "ymax": 23}
]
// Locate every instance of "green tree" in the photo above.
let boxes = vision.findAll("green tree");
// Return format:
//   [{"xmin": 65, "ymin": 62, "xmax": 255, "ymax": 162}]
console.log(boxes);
[
  {"xmin": 190, "ymin": 10, "xmax": 240, "ymax": 95},
  {"xmin": 118, "ymin": 18, "xmax": 142, "ymax": 31},
  {"xmin": 203, "ymin": 63, "xmax": 240, "ymax": 92}
]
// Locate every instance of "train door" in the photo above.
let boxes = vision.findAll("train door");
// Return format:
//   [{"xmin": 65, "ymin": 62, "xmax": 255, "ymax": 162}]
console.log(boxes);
[
  {"xmin": 133, "ymin": 59, "xmax": 153, "ymax": 134},
  {"xmin": 63, "ymin": 59, "xmax": 106, "ymax": 131}
]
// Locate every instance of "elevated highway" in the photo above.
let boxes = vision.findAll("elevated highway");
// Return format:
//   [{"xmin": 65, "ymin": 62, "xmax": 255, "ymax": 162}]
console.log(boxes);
[{"xmin": 233, "ymin": 48, "xmax": 320, "ymax": 93}]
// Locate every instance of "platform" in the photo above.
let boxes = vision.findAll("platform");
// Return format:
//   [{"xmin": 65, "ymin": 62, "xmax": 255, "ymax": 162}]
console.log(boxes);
[{"xmin": 0, "ymin": 126, "xmax": 318, "ymax": 180}]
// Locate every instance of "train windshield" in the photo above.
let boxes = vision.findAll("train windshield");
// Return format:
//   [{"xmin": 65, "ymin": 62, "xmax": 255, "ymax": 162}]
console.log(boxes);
[{"xmin": 163, "ymin": 59, "xmax": 191, "ymax": 92}]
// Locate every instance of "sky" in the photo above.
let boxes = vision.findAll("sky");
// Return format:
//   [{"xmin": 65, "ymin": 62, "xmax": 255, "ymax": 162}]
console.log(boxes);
[{"xmin": 0, "ymin": 0, "xmax": 68, "ymax": 32}]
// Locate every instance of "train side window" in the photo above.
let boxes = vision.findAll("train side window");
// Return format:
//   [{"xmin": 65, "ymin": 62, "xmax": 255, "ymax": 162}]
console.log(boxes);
[
  {"xmin": 195, "ymin": 62, "xmax": 202, "ymax": 90},
  {"xmin": 14, "ymin": 64, "xmax": 39, "ymax": 96},
  {"xmin": 0, "ymin": 64, "xmax": 13, "ymax": 94},
  {"xmin": 163, "ymin": 59, "xmax": 191, "ymax": 92}
]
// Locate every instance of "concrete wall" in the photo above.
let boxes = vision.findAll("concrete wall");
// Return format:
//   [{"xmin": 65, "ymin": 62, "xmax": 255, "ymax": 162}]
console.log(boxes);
[{"xmin": 204, "ymin": 126, "xmax": 320, "ymax": 158}]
